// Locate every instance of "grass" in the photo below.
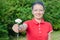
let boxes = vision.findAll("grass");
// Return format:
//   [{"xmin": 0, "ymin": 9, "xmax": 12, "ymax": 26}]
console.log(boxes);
[
  {"xmin": 0, "ymin": 31, "xmax": 60, "ymax": 40},
  {"xmin": 52, "ymin": 31, "xmax": 60, "ymax": 40}
]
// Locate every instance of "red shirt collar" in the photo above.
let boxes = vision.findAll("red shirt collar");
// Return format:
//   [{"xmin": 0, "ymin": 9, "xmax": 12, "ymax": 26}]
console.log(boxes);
[{"xmin": 32, "ymin": 18, "xmax": 45, "ymax": 24}]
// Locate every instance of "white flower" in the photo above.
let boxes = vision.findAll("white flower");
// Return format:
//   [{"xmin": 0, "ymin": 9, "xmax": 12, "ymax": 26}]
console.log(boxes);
[{"xmin": 15, "ymin": 19, "xmax": 22, "ymax": 24}]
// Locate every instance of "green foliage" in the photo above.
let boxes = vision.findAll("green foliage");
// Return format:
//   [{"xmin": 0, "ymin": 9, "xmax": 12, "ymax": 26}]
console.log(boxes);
[
  {"xmin": 0, "ymin": 0, "xmax": 60, "ymax": 37},
  {"xmin": 44, "ymin": 0, "xmax": 60, "ymax": 30}
]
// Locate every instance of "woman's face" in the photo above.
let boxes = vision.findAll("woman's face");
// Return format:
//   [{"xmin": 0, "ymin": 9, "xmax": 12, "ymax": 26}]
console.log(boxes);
[{"xmin": 32, "ymin": 4, "xmax": 44, "ymax": 19}]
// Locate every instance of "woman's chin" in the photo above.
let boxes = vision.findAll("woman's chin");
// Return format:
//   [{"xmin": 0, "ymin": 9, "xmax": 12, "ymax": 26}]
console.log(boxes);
[
  {"xmin": 34, "ymin": 16, "xmax": 43, "ymax": 19},
  {"xmin": 35, "ymin": 17, "xmax": 42, "ymax": 19}
]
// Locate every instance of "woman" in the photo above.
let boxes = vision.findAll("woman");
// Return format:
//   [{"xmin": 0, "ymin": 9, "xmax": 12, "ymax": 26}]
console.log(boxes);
[{"xmin": 12, "ymin": 2, "xmax": 53, "ymax": 40}]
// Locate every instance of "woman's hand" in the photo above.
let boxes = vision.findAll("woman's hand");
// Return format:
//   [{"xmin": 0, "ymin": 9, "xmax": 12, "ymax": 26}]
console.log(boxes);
[
  {"xmin": 12, "ymin": 23, "xmax": 27, "ymax": 33},
  {"xmin": 12, "ymin": 24, "xmax": 19, "ymax": 33}
]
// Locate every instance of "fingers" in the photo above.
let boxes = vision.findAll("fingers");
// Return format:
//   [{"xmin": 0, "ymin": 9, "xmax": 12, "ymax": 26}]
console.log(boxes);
[
  {"xmin": 12, "ymin": 24, "xmax": 19, "ymax": 33},
  {"xmin": 19, "ymin": 25, "xmax": 23, "ymax": 30},
  {"xmin": 19, "ymin": 24, "xmax": 27, "ymax": 32}
]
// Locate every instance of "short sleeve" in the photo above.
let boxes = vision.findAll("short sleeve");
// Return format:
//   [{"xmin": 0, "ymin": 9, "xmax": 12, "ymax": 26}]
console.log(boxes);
[
  {"xmin": 48, "ymin": 23, "xmax": 53, "ymax": 33},
  {"xmin": 23, "ymin": 21, "xmax": 28, "ymax": 26}
]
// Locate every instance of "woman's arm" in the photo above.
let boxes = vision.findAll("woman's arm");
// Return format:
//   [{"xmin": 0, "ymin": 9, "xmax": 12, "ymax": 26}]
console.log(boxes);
[
  {"xmin": 48, "ymin": 30, "xmax": 53, "ymax": 40},
  {"xmin": 12, "ymin": 23, "xmax": 27, "ymax": 33}
]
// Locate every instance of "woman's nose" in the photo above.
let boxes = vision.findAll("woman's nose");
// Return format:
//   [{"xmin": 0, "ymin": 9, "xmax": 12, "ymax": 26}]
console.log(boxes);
[{"xmin": 37, "ymin": 10, "xmax": 40, "ymax": 13}]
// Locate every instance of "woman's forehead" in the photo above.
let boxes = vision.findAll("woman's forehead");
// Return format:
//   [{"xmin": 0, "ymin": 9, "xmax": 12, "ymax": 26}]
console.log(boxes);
[{"xmin": 33, "ymin": 4, "xmax": 44, "ymax": 9}]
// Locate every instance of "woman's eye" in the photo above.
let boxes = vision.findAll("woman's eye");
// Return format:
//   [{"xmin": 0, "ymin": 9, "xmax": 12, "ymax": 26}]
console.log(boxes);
[
  {"xmin": 40, "ymin": 10, "xmax": 43, "ymax": 11},
  {"xmin": 34, "ymin": 9, "xmax": 37, "ymax": 11},
  {"xmin": 39, "ymin": 9, "xmax": 44, "ymax": 11}
]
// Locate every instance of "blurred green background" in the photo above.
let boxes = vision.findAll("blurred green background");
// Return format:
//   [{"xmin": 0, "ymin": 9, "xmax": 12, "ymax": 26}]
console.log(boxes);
[{"xmin": 0, "ymin": 0, "xmax": 60, "ymax": 40}]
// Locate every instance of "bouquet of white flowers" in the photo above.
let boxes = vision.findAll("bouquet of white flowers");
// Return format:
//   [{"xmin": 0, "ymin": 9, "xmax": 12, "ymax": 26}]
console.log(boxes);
[{"xmin": 15, "ymin": 19, "xmax": 22, "ymax": 24}]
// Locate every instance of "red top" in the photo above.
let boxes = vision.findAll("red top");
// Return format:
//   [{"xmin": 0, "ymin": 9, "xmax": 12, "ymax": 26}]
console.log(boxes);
[{"xmin": 24, "ymin": 18, "xmax": 53, "ymax": 40}]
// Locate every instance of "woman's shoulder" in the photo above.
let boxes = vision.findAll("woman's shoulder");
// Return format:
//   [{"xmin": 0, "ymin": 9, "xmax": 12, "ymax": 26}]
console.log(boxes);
[{"xmin": 44, "ymin": 21, "xmax": 52, "ymax": 25}]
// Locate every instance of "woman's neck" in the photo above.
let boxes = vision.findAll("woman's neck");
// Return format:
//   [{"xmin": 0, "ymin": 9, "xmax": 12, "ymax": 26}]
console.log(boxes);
[{"xmin": 34, "ymin": 18, "xmax": 42, "ymax": 23}]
